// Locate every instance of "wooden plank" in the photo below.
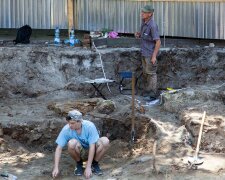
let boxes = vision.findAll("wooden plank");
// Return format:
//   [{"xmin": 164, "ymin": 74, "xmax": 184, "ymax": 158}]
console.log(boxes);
[
  {"xmin": 67, "ymin": 0, "xmax": 74, "ymax": 36},
  {"xmin": 73, "ymin": 0, "xmax": 78, "ymax": 29}
]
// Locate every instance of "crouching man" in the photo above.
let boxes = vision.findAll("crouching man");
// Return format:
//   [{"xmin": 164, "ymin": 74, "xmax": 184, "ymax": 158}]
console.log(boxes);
[{"xmin": 52, "ymin": 109, "xmax": 110, "ymax": 179}]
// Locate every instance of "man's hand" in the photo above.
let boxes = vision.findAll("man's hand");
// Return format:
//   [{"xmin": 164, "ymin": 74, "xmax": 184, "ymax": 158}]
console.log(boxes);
[
  {"xmin": 52, "ymin": 167, "xmax": 59, "ymax": 178},
  {"xmin": 135, "ymin": 32, "xmax": 140, "ymax": 38},
  {"xmin": 84, "ymin": 166, "xmax": 92, "ymax": 179},
  {"xmin": 151, "ymin": 55, "xmax": 157, "ymax": 65},
  {"xmin": 85, "ymin": 144, "xmax": 95, "ymax": 179},
  {"xmin": 52, "ymin": 145, "xmax": 62, "ymax": 178}
]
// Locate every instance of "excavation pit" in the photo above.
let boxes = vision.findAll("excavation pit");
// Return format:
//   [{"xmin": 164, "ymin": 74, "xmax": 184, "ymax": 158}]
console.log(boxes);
[{"xmin": 1, "ymin": 41, "xmax": 225, "ymax": 179}]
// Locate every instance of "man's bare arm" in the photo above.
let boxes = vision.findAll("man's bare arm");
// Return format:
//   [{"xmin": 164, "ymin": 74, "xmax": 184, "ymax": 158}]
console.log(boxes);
[
  {"xmin": 52, "ymin": 145, "xmax": 62, "ymax": 178},
  {"xmin": 84, "ymin": 144, "xmax": 95, "ymax": 178},
  {"xmin": 153, "ymin": 39, "xmax": 161, "ymax": 57},
  {"xmin": 151, "ymin": 39, "xmax": 161, "ymax": 64}
]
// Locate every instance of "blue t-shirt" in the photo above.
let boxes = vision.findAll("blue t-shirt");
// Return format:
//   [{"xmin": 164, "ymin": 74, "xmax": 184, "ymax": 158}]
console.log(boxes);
[{"xmin": 56, "ymin": 120, "xmax": 99, "ymax": 149}]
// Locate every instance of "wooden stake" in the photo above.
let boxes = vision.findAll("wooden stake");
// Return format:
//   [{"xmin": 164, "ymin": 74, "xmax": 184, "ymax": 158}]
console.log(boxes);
[
  {"xmin": 67, "ymin": 0, "xmax": 74, "ymax": 37},
  {"xmin": 153, "ymin": 140, "xmax": 158, "ymax": 173},
  {"xmin": 195, "ymin": 111, "xmax": 206, "ymax": 159},
  {"xmin": 131, "ymin": 72, "xmax": 135, "ymax": 142}
]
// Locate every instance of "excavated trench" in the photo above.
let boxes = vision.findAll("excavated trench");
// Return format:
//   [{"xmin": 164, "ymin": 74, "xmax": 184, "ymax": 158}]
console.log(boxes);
[
  {"xmin": 1, "ymin": 44, "xmax": 225, "ymax": 153},
  {"xmin": 2, "ymin": 42, "xmax": 225, "ymax": 179}
]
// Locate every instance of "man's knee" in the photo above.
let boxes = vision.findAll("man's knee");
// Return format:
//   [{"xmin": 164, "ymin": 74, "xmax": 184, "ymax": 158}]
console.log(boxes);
[
  {"xmin": 68, "ymin": 139, "xmax": 81, "ymax": 150},
  {"xmin": 97, "ymin": 137, "xmax": 110, "ymax": 149}
]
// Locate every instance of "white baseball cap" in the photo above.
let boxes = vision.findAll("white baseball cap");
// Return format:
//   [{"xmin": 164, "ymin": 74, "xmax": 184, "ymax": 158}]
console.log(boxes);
[{"xmin": 67, "ymin": 109, "xmax": 83, "ymax": 121}]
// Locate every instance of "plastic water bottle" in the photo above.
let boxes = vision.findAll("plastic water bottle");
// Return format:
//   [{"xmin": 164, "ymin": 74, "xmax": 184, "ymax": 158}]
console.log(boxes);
[
  {"xmin": 69, "ymin": 28, "xmax": 75, "ymax": 46},
  {"xmin": 54, "ymin": 27, "xmax": 60, "ymax": 45}
]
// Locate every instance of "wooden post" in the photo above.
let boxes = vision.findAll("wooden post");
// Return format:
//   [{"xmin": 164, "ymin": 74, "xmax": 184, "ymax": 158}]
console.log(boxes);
[
  {"xmin": 131, "ymin": 72, "xmax": 136, "ymax": 142},
  {"xmin": 67, "ymin": 0, "xmax": 74, "ymax": 37},
  {"xmin": 195, "ymin": 111, "xmax": 206, "ymax": 159}
]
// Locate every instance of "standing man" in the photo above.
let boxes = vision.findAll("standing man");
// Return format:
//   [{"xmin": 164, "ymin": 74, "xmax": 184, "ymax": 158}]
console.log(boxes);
[
  {"xmin": 52, "ymin": 109, "xmax": 109, "ymax": 179},
  {"xmin": 135, "ymin": 5, "xmax": 161, "ymax": 100}
]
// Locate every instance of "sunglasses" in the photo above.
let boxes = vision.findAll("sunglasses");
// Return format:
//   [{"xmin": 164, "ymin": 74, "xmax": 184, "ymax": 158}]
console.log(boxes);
[{"xmin": 66, "ymin": 116, "xmax": 82, "ymax": 122}]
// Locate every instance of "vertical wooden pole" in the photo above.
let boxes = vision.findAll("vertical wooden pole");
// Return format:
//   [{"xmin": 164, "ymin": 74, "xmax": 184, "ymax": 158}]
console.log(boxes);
[
  {"xmin": 131, "ymin": 72, "xmax": 136, "ymax": 142},
  {"xmin": 74, "ymin": 0, "xmax": 78, "ymax": 29},
  {"xmin": 195, "ymin": 111, "xmax": 206, "ymax": 159},
  {"xmin": 67, "ymin": 0, "xmax": 74, "ymax": 37}
]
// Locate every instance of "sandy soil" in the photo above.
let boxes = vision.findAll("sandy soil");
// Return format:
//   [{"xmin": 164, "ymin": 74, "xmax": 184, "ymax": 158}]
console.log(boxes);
[
  {"xmin": 1, "ymin": 131, "xmax": 225, "ymax": 180},
  {"xmin": 1, "ymin": 93, "xmax": 225, "ymax": 180}
]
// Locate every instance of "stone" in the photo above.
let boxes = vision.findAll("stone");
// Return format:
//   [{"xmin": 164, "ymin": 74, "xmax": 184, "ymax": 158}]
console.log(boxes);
[
  {"xmin": 110, "ymin": 167, "xmax": 123, "ymax": 176},
  {"xmin": 209, "ymin": 43, "xmax": 215, "ymax": 48},
  {"xmin": 0, "ymin": 138, "xmax": 8, "ymax": 153},
  {"xmin": 0, "ymin": 124, "xmax": 3, "ymax": 138},
  {"xmin": 97, "ymin": 100, "xmax": 116, "ymax": 114},
  {"xmin": 134, "ymin": 155, "xmax": 153, "ymax": 163}
]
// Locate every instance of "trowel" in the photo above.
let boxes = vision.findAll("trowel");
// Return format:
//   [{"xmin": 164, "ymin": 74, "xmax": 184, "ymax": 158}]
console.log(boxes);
[
  {"xmin": 188, "ymin": 111, "xmax": 206, "ymax": 169},
  {"xmin": 0, "ymin": 173, "xmax": 17, "ymax": 180}
]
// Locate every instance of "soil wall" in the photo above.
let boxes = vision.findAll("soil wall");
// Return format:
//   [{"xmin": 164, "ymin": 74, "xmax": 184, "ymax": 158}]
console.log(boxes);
[{"xmin": 1, "ymin": 46, "xmax": 225, "ymax": 99}]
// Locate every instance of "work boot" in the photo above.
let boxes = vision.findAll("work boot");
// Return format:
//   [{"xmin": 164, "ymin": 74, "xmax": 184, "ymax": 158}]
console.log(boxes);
[
  {"xmin": 91, "ymin": 160, "xmax": 103, "ymax": 175},
  {"xmin": 143, "ymin": 90, "xmax": 160, "ymax": 101},
  {"xmin": 142, "ymin": 90, "xmax": 158, "ymax": 98},
  {"xmin": 141, "ymin": 90, "xmax": 150, "ymax": 97},
  {"xmin": 74, "ymin": 160, "xmax": 83, "ymax": 176}
]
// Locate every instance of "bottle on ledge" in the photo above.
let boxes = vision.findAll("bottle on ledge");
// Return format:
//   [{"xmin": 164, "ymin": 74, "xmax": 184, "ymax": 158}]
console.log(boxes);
[
  {"xmin": 69, "ymin": 28, "xmax": 75, "ymax": 47},
  {"xmin": 54, "ymin": 27, "xmax": 60, "ymax": 46}
]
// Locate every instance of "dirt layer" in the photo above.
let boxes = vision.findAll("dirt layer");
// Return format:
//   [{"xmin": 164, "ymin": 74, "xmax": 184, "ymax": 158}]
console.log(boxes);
[{"xmin": 1, "ymin": 39, "xmax": 225, "ymax": 179}]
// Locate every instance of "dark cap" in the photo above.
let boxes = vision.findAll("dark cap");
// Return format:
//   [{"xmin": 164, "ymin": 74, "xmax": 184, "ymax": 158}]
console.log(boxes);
[{"xmin": 141, "ymin": 5, "xmax": 154, "ymax": 13}]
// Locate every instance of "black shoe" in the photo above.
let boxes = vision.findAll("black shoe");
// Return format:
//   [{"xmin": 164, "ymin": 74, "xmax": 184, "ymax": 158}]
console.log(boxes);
[
  {"xmin": 74, "ymin": 163, "xmax": 83, "ymax": 176},
  {"xmin": 149, "ymin": 96, "xmax": 157, "ymax": 101},
  {"xmin": 142, "ymin": 91, "xmax": 158, "ymax": 98},
  {"xmin": 91, "ymin": 162, "xmax": 103, "ymax": 175},
  {"xmin": 144, "ymin": 96, "xmax": 157, "ymax": 101},
  {"xmin": 141, "ymin": 91, "xmax": 149, "ymax": 97}
]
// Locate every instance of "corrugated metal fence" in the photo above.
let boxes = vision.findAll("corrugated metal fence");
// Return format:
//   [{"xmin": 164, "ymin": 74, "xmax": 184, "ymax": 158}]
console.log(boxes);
[
  {"xmin": 75, "ymin": 0, "xmax": 225, "ymax": 39},
  {"xmin": 0, "ymin": 0, "xmax": 224, "ymax": 39},
  {"xmin": 0, "ymin": 0, "xmax": 67, "ymax": 29}
]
